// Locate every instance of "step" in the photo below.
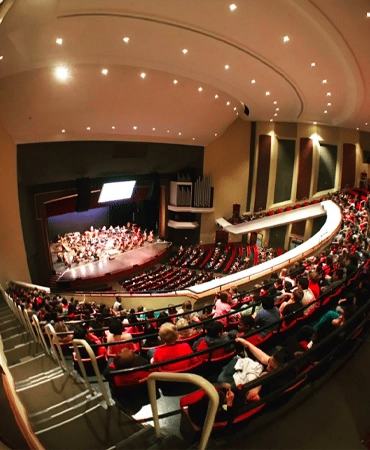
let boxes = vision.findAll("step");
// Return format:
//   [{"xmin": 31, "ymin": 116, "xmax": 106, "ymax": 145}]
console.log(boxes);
[
  {"xmin": 35, "ymin": 404, "xmax": 144, "ymax": 450},
  {"xmin": 14, "ymin": 366, "xmax": 64, "ymax": 389},
  {"xmin": 8, "ymin": 353, "xmax": 58, "ymax": 382},
  {"xmin": 4, "ymin": 341, "xmax": 43, "ymax": 365},
  {"xmin": 0, "ymin": 325, "xmax": 27, "ymax": 339},
  {"xmin": 2, "ymin": 332, "xmax": 31, "ymax": 350}
]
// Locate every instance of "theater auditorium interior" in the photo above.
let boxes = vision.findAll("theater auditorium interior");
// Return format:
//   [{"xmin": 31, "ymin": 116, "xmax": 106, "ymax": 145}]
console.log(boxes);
[{"xmin": 1, "ymin": 0, "xmax": 370, "ymax": 449}]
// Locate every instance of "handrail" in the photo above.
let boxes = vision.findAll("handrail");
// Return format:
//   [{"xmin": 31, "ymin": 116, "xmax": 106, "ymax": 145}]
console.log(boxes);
[
  {"xmin": 147, "ymin": 372, "xmax": 219, "ymax": 450},
  {"xmin": 72, "ymin": 338, "xmax": 114, "ymax": 407}
]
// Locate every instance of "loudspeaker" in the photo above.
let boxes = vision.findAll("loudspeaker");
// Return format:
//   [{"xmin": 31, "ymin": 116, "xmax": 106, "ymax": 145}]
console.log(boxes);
[
  {"xmin": 76, "ymin": 177, "xmax": 91, "ymax": 212},
  {"xmin": 148, "ymin": 172, "xmax": 160, "ymax": 201}
]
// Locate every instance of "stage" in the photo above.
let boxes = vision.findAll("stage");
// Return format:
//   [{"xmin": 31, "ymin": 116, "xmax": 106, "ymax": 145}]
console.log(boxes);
[{"xmin": 51, "ymin": 241, "xmax": 172, "ymax": 289}]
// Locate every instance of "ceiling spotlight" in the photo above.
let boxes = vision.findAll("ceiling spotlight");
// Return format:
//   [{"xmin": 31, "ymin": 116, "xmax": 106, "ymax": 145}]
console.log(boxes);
[
  {"xmin": 0, "ymin": 55, "xmax": 3, "ymax": 60},
  {"xmin": 214, "ymin": 94, "xmax": 219, "ymax": 99},
  {"xmin": 326, "ymin": 92, "xmax": 331, "ymax": 96},
  {"xmin": 274, "ymin": 113, "xmax": 278, "ymax": 116},
  {"xmin": 357, "ymin": 127, "xmax": 360, "ymax": 130},
  {"xmin": 179, "ymin": 132, "xmax": 182, "ymax": 136},
  {"xmin": 55, "ymin": 66, "xmax": 69, "ymax": 81},
  {"xmin": 226, "ymin": 101, "xmax": 230, "ymax": 106},
  {"xmin": 192, "ymin": 137, "xmax": 195, "ymax": 141},
  {"xmin": 273, "ymin": 101, "xmax": 277, "ymax": 105},
  {"xmin": 123, "ymin": 37, "xmax": 130, "ymax": 43},
  {"xmin": 152, "ymin": 127, "xmax": 156, "ymax": 131},
  {"xmin": 61, "ymin": 129, "xmax": 65, "ymax": 133},
  {"xmin": 283, "ymin": 35, "xmax": 290, "ymax": 43},
  {"xmin": 229, "ymin": 4, "xmax": 237, "ymax": 11},
  {"xmin": 367, "ymin": 12, "xmax": 370, "ymax": 17},
  {"xmin": 313, "ymin": 121, "xmax": 317, "ymax": 124},
  {"xmin": 233, "ymin": 107, "xmax": 237, "ymax": 111},
  {"xmin": 56, "ymin": 38, "xmax": 63, "ymax": 45},
  {"xmin": 251, "ymin": 79, "xmax": 256, "ymax": 84},
  {"xmin": 87, "ymin": 127, "xmax": 91, "ymax": 131},
  {"xmin": 140, "ymin": 72, "xmax": 146, "ymax": 79},
  {"xmin": 266, "ymin": 91, "xmax": 270, "ymax": 96},
  {"xmin": 198, "ymin": 87, "xmax": 203, "ymax": 92},
  {"xmin": 167, "ymin": 130, "xmax": 170, "ymax": 133},
  {"xmin": 270, "ymin": 119, "xmax": 274, "ymax": 122},
  {"xmin": 324, "ymin": 110, "xmax": 328, "ymax": 114},
  {"xmin": 173, "ymin": 79, "xmax": 178, "ymax": 84},
  {"xmin": 225, "ymin": 64, "xmax": 230, "ymax": 70},
  {"xmin": 327, "ymin": 102, "xmax": 331, "ymax": 106},
  {"xmin": 111, "ymin": 126, "xmax": 115, "ymax": 130},
  {"xmin": 276, "ymin": 107, "xmax": 279, "ymax": 111},
  {"xmin": 311, "ymin": 62, "xmax": 316, "ymax": 67},
  {"xmin": 182, "ymin": 48, "xmax": 188, "ymax": 54},
  {"xmin": 215, "ymin": 133, "xmax": 218, "ymax": 136},
  {"xmin": 133, "ymin": 126, "xmax": 137, "ymax": 130},
  {"xmin": 322, "ymin": 79, "xmax": 327, "ymax": 84},
  {"xmin": 102, "ymin": 69, "xmax": 108, "ymax": 75}
]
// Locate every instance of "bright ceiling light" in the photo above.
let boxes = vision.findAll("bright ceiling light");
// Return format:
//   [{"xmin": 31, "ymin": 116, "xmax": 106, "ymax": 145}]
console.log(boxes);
[
  {"xmin": 182, "ymin": 48, "xmax": 188, "ymax": 54},
  {"xmin": 56, "ymin": 38, "xmax": 63, "ymax": 45},
  {"xmin": 179, "ymin": 132, "xmax": 182, "ymax": 135},
  {"xmin": 322, "ymin": 79, "xmax": 327, "ymax": 84},
  {"xmin": 324, "ymin": 110, "xmax": 328, "ymax": 114},
  {"xmin": 133, "ymin": 126, "xmax": 137, "ymax": 130},
  {"xmin": 266, "ymin": 91, "xmax": 270, "ymax": 96},
  {"xmin": 214, "ymin": 94, "xmax": 219, "ymax": 99},
  {"xmin": 270, "ymin": 119, "xmax": 273, "ymax": 122},
  {"xmin": 226, "ymin": 101, "xmax": 230, "ymax": 105},
  {"xmin": 326, "ymin": 92, "xmax": 331, "ymax": 96},
  {"xmin": 311, "ymin": 62, "xmax": 316, "ymax": 67},
  {"xmin": 367, "ymin": 12, "xmax": 370, "ymax": 17},
  {"xmin": 102, "ymin": 69, "xmax": 108, "ymax": 75},
  {"xmin": 283, "ymin": 36, "xmax": 290, "ymax": 43},
  {"xmin": 327, "ymin": 102, "xmax": 331, "ymax": 106},
  {"xmin": 233, "ymin": 107, "xmax": 237, "ymax": 111},
  {"xmin": 274, "ymin": 113, "xmax": 278, "ymax": 116},
  {"xmin": 313, "ymin": 121, "xmax": 317, "ymax": 124},
  {"xmin": 0, "ymin": 55, "xmax": 3, "ymax": 60},
  {"xmin": 225, "ymin": 64, "xmax": 230, "ymax": 70},
  {"xmin": 111, "ymin": 126, "xmax": 115, "ymax": 129},
  {"xmin": 276, "ymin": 107, "xmax": 279, "ymax": 111},
  {"xmin": 198, "ymin": 87, "xmax": 203, "ymax": 92},
  {"xmin": 87, "ymin": 127, "xmax": 91, "ymax": 131},
  {"xmin": 140, "ymin": 72, "xmax": 146, "ymax": 79},
  {"xmin": 215, "ymin": 133, "xmax": 218, "ymax": 136},
  {"xmin": 273, "ymin": 101, "xmax": 277, "ymax": 104},
  {"xmin": 55, "ymin": 66, "xmax": 69, "ymax": 81},
  {"xmin": 152, "ymin": 127, "xmax": 156, "ymax": 131},
  {"xmin": 123, "ymin": 37, "xmax": 130, "ymax": 43},
  {"xmin": 251, "ymin": 79, "xmax": 256, "ymax": 84},
  {"xmin": 61, "ymin": 129, "xmax": 65, "ymax": 133},
  {"xmin": 229, "ymin": 4, "xmax": 237, "ymax": 11},
  {"xmin": 173, "ymin": 79, "xmax": 178, "ymax": 84}
]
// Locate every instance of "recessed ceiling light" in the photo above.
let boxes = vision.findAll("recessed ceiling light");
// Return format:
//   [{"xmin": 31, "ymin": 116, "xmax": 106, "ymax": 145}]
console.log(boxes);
[
  {"xmin": 198, "ymin": 87, "xmax": 203, "ymax": 92},
  {"xmin": 313, "ymin": 121, "xmax": 317, "ymax": 124},
  {"xmin": 366, "ymin": 123, "xmax": 368, "ymax": 126},
  {"xmin": 311, "ymin": 62, "xmax": 316, "ymax": 67},
  {"xmin": 61, "ymin": 129, "xmax": 65, "ymax": 133},
  {"xmin": 326, "ymin": 92, "xmax": 331, "ymax": 96},
  {"xmin": 274, "ymin": 113, "xmax": 278, "ymax": 116},
  {"xmin": 225, "ymin": 64, "xmax": 230, "ymax": 70},
  {"xmin": 167, "ymin": 130, "xmax": 170, "ymax": 133},
  {"xmin": 226, "ymin": 101, "xmax": 230, "ymax": 106},
  {"xmin": 276, "ymin": 108, "xmax": 279, "ymax": 111},
  {"xmin": 270, "ymin": 119, "xmax": 274, "ymax": 122},
  {"xmin": 0, "ymin": 55, "xmax": 3, "ymax": 60},
  {"xmin": 283, "ymin": 36, "xmax": 290, "ymax": 43},
  {"xmin": 87, "ymin": 127, "xmax": 91, "ymax": 131},
  {"xmin": 192, "ymin": 137, "xmax": 195, "ymax": 141},
  {"xmin": 357, "ymin": 127, "xmax": 360, "ymax": 130},
  {"xmin": 266, "ymin": 91, "xmax": 270, "ymax": 96},
  {"xmin": 324, "ymin": 110, "xmax": 328, "ymax": 114},
  {"xmin": 133, "ymin": 126, "xmax": 137, "ymax": 130},
  {"xmin": 327, "ymin": 102, "xmax": 331, "ymax": 106},
  {"xmin": 123, "ymin": 37, "xmax": 130, "ymax": 43},
  {"xmin": 214, "ymin": 94, "xmax": 219, "ymax": 99},
  {"xmin": 102, "ymin": 69, "xmax": 108, "ymax": 75},
  {"xmin": 322, "ymin": 79, "xmax": 327, "ymax": 84},
  {"xmin": 55, "ymin": 66, "xmax": 69, "ymax": 81},
  {"xmin": 233, "ymin": 107, "xmax": 237, "ymax": 111},
  {"xmin": 273, "ymin": 101, "xmax": 277, "ymax": 105},
  {"xmin": 56, "ymin": 38, "xmax": 63, "ymax": 45},
  {"xmin": 112, "ymin": 126, "xmax": 115, "ymax": 130},
  {"xmin": 182, "ymin": 48, "xmax": 188, "ymax": 54},
  {"xmin": 251, "ymin": 79, "xmax": 256, "ymax": 84},
  {"xmin": 215, "ymin": 133, "xmax": 218, "ymax": 136},
  {"xmin": 229, "ymin": 4, "xmax": 237, "ymax": 11},
  {"xmin": 179, "ymin": 132, "xmax": 182, "ymax": 136},
  {"xmin": 140, "ymin": 72, "xmax": 146, "ymax": 79},
  {"xmin": 173, "ymin": 79, "xmax": 178, "ymax": 84},
  {"xmin": 152, "ymin": 127, "xmax": 156, "ymax": 131},
  {"xmin": 367, "ymin": 12, "xmax": 370, "ymax": 17}
]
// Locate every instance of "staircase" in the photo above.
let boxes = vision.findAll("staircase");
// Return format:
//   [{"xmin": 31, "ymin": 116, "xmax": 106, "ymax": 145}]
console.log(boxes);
[{"xmin": 0, "ymin": 299, "xmax": 189, "ymax": 450}]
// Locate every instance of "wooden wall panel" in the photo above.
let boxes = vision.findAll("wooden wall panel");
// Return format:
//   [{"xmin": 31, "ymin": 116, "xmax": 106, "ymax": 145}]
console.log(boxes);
[
  {"xmin": 296, "ymin": 138, "xmax": 313, "ymax": 201},
  {"xmin": 254, "ymin": 135, "xmax": 271, "ymax": 211},
  {"xmin": 341, "ymin": 143, "xmax": 356, "ymax": 189}
]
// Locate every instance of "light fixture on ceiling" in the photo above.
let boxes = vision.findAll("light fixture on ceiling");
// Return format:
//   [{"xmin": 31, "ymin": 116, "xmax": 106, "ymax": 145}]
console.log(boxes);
[
  {"xmin": 233, "ymin": 107, "xmax": 237, "ymax": 111},
  {"xmin": 198, "ymin": 87, "xmax": 203, "ymax": 92},
  {"xmin": 367, "ymin": 12, "xmax": 370, "ymax": 17},
  {"xmin": 182, "ymin": 48, "xmax": 188, "ymax": 54},
  {"xmin": 123, "ymin": 37, "xmax": 130, "ymax": 43},
  {"xmin": 214, "ymin": 94, "xmax": 219, "ymax": 99},
  {"xmin": 140, "ymin": 72, "xmax": 146, "ymax": 79},
  {"xmin": 326, "ymin": 92, "xmax": 331, "ymax": 96},
  {"xmin": 273, "ymin": 101, "xmax": 277, "ymax": 105},
  {"xmin": 0, "ymin": 55, "xmax": 3, "ymax": 60},
  {"xmin": 327, "ymin": 102, "xmax": 331, "ymax": 106},
  {"xmin": 111, "ymin": 126, "xmax": 115, "ymax": 130},
  {"xmin": 102, "ymin": 69, "xmax": 108, "ymax": 75},
  {"xmin": 322, "ymin": 79, "xmax": 327, "ymax": 84},
  {"xmin": 167, "ymin": 130, "xmax": 170, "ymax": 133},
  {"xmin": 225, "ymin": 64, "xmax": 230, "ymax": 70},
  {"xmin": 55, "ymin": 66, "xmax": 69, "ymax": 81},
  {"xmin": 215, "ymin": 133, "xmax": 218, "ymax": 136},
  {"xmin": 173, "ymin": 79, "xmax": 178, "ymax": 84},
  {"xmin": 56, "ymin": 38, "xmax": 63, "ymax": 45},
  {"xmin": 229, "ymin": 4, "xmax": 237, "ymax": 11},
  {"xmin": 311, "ymin": 62, "xmax": 316, "ymax": 67},
  {"xmin": 192, "ymin": 137, "xmax": 195, "ymax": 140},
  {"xmin": 226, "ymin": 101, "xmax": 230, "ymax": 106},
  {"xmin": 61, "ymin": 129, "xmax": 65, "ymax": 133},
  {"xmin": 152, "ymin": 127, "xmax": 156, "ymax": 131},
  {"xmin": 251, "ymin": 79, "xmax": 256, "ymax": 84},
  {"xmin": 133, "ymin": 126, "xmax": 137, "ymax": 130},
  {"xmin": 274, "ymin": 113, "xmax": 278, "ymax": 116},
  {"xmin": 87, "ymin": 127, "xmax": 91, "ymax": 131},
  {"xmin": 270, "ymin": 119, "xmax": 273, "ymax": 122},
  {"xmin": 283, "ymin": 36, "xmax": 290, "ymax": 43},
  {"xmin": 179, "ymin": 132, "xmax": 182, "ymax": 136},
  {"xmin": 266, "ymin": 91, "xmax": 270, "ymax": 96},
  {"xmin": 276, "ymin": 107, "xmax": 279, "ymax": 111}
]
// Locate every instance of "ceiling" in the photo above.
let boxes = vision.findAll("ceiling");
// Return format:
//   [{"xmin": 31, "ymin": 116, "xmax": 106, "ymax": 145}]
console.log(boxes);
[{"xmin": 0, "ymin": 0, "xmax": 369, "ymax": 147}]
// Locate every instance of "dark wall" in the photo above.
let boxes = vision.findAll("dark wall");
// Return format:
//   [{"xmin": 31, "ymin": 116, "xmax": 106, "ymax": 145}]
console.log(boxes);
[
  {"xmin": 317, "ymin": 144, "xmax": 337, "ymax": 192},
  {"xmin": 274, "ymin": 139, "xmax": 295, "ymax": 203}
]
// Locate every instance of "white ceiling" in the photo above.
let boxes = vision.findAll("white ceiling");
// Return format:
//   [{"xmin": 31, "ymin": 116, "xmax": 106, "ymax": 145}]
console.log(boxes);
[{"xmin": 0, "ymin": 0, "xmax": 369, "ymax": 147}]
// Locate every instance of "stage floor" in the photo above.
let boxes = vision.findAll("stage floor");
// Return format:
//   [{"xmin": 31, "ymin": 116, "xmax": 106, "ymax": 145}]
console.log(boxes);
[{"xmin": 51, "ymin": 241, "xmax": 171, "ymax": 283}]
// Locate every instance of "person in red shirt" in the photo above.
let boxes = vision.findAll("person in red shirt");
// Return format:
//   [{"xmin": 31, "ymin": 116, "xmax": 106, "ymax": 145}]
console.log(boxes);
[{"xmin": 151, "ymin": 322, "xmax": 195, "ymax": 372}]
